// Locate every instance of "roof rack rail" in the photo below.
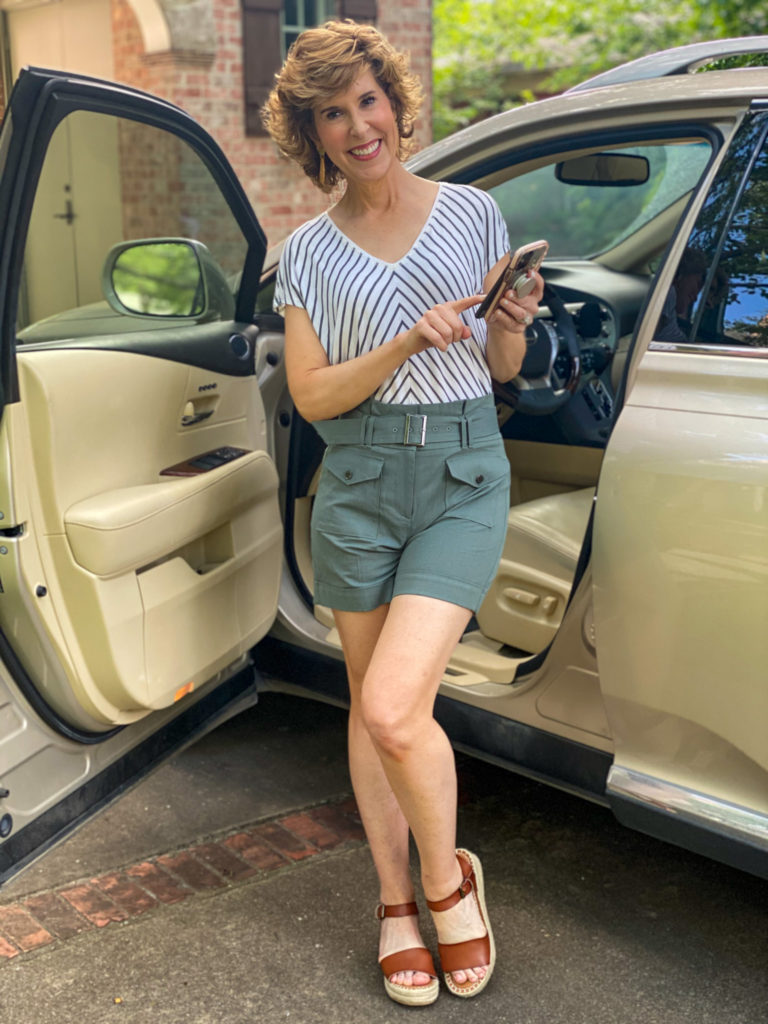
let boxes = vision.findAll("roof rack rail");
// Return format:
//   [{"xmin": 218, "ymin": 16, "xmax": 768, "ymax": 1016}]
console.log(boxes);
[{"xmin": 567, "ymin": 36, "xmax": 768, "ymax": 94}]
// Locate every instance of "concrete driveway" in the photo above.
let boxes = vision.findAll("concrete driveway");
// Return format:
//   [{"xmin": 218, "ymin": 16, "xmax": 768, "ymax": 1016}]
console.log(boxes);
[{"xmin": 0, "ymin": 693, "xmax": 766, "ymax": 1024}]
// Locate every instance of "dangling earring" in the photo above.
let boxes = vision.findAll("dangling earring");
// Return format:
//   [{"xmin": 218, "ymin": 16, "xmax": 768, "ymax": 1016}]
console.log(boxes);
[{"xmin": 317, "ymin": 146, "xmax": 326, "ymax": 188}]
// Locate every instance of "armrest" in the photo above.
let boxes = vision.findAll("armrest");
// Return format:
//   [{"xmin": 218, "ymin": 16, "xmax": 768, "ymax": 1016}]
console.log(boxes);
[{"xmin": 64, "ymin": 451, "xmax": 278, "ymax": 577}]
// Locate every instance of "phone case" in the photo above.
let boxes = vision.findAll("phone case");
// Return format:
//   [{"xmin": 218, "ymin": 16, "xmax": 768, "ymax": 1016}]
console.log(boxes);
[{"xmin": 475, "ymin": 240, "xmax": 548, "ymax": 320}]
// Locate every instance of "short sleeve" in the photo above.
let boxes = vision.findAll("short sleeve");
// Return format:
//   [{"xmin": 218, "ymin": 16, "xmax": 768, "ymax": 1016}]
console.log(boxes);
[
  {"xmin": 486, "ymin": 193, "xmax": 510, "ymax": 268},
  {"xmin": 273, "ymin": 233, "xmax": 305, "ymax": 315}
]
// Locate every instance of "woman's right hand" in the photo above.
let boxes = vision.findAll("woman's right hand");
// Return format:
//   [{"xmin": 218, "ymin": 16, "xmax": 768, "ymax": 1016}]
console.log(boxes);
[
  {"xmin": 285, "ymin": 293, "xmax": 484, "ymax": 422},
  {"xmin": 401, "ymin": 295, "xmax": 485, "ymax": 355}
]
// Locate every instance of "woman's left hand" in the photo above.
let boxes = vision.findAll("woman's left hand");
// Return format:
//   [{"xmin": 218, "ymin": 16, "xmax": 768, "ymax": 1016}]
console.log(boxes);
[
  {"xmin": 484, "ymin": 271, "xmax": 545, "ymax": 382},
  {"xmin": 487, "ymin": 271, "xmax": 544, "ymax": 334}
]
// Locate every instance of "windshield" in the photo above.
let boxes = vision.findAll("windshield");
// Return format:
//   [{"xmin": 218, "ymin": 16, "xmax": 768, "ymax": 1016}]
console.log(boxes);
[{"xmin": 488, "ymin": 141, "xmax": 712, "ymax": 259}]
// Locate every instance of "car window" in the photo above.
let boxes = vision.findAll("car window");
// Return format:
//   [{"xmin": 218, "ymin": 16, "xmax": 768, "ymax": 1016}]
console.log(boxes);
[
  {"xmin": 16, "ymin": 110, "xmax": 248, "ymax": 342},
  {"xmin": 652, "ymin": 114, "xmax": 768, "ymax": 350},
  {"xmin": 689, "ymin": 126, "xmax": 768, "ymax": 348},
  {"xmin": 488, "ymin": 141, "xmax": 712, "ymax": 259}
]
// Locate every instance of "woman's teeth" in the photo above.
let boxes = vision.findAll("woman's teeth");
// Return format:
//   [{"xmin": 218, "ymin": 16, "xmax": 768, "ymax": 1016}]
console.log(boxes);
[{"xmin": 350, "ymin": 140, "xmax": 381, "ymax": 157}]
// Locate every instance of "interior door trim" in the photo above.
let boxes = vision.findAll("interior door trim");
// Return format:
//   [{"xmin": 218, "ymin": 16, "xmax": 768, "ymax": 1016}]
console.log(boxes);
[{"xmin": 0, "ymin": 624, "xmax": 121, "ymax": 744}]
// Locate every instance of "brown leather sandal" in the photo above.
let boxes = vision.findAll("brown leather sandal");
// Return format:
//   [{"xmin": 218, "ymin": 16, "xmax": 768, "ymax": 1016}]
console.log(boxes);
[
  {"xmin": 426, "ymin": 849, "xmax": 495, "ymax": 998},
  {"xmin": 376, "ymin": 901, "xmax": 439, "ymax": 1006}
]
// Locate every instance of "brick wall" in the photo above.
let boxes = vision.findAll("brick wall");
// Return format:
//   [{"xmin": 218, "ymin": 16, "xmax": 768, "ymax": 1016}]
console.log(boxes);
[
  {"xmin": 116, "ymin": 116, "xmax": 247, "ymax": 278},
  {"xmin": 111, "ymin": 0, "xmax": 432, "ymax": 248}
]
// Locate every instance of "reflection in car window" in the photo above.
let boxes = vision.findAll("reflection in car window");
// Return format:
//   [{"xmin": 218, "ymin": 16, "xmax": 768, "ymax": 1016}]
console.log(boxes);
[
  {"xmin": 17, "ymin": 111, "xmax": 247, "ymax": 342},
  {"xmin": 655, "ymin": 246, "xmax": 708, "ymax": 343},
  {"xmin": 488, "ymin": 141, "xmax": 711, "ymax": 259},
  {"xmin": 685, "ymin": 118, "xmax": 768, "ymax": 349}
]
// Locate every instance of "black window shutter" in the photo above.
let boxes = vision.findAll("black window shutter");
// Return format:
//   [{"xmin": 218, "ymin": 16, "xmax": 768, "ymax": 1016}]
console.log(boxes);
[
  {"xmin": 337, "ymin": 1, "xmax": 377, "ymax": 22},
  {"xmin": 242, "ymin": 0, "xmax": 282, "ymax": 137},
  {"xmin": 242, "ymin": 1, "xmax": 378, "ymax": 136}
]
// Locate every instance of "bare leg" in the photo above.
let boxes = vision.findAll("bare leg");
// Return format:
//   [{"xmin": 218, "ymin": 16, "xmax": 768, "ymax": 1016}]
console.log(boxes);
[
  {"xmin": 337, "ymin": 603, "xmax": 431, "ymax": 989},
  {"xmin": 335, "ymin": 594, "xmax": 490, "ymax": 988}
]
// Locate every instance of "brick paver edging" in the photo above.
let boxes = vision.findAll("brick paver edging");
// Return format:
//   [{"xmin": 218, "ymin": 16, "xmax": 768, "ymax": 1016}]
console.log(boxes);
[{"xmin": 0, "ymin": 797, "xmax": 366, "ymax": 963}]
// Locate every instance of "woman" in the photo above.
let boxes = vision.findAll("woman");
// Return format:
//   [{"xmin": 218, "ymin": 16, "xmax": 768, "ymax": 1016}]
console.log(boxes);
[{"xmin": 264, "ymin": 20, "xmax": 542, "ymax": 1006}]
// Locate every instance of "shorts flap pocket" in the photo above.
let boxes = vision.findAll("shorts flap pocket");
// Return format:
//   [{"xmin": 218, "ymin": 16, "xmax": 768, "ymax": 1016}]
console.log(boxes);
[
  {"xmin": 323, "ymin": 448, "xmax": 385, "ymax": 487},
  {"xmin": 445, "ymin": 448, "xmax": 509, "ymax": 489}
]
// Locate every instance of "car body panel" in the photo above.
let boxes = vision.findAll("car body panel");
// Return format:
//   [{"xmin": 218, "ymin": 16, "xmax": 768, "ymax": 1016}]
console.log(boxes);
[
  {"xmin": 596, "ymin": 351, "xmax": 768, "ymax": 798},
  {"xmin": 590, "ymin": 104, "xmax": 768, "ymax": 866}
]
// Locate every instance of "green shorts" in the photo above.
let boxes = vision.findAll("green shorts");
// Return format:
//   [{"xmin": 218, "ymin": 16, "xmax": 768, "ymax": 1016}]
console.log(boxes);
[{"xmin": 310, "ymin": 395, "xmax": 510, "ymax": 613}]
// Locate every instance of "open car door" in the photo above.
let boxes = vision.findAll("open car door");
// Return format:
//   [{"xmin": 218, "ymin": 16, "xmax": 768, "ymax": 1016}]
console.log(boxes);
[{"xmin": 0, "ymin": 68, "xmax": 282, "ymax": 884}]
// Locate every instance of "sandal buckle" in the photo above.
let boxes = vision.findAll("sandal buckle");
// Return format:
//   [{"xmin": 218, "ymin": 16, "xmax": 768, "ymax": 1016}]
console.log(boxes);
[
  {"xmin": 375, "ymin": 903, "xmax": 386, "ymax": 920},
  {"xmin": 458, "ymin": 877, "xmax": 473, "ymax": 899}
]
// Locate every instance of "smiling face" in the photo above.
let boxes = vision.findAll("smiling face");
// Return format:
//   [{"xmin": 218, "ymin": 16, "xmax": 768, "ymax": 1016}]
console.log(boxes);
[{"xmin": 312, "ymin": 68, "xmax": 400, "ymax": 188}]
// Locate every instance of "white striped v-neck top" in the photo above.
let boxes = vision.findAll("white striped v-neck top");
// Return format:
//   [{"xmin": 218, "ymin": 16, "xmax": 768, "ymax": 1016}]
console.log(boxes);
[{"xmin": 274, "ymin": 183, "xmax": 509, "ymax": 404}]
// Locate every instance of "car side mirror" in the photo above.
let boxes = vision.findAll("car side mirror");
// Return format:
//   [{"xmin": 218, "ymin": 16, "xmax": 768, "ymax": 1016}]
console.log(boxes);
[
  {"xmin": 102, "ymin": 239, "xmax": 235, "ymax": 322},
  {"xmin": 555, "ymin": 153, "xmax": 650, "ymax": 186}
]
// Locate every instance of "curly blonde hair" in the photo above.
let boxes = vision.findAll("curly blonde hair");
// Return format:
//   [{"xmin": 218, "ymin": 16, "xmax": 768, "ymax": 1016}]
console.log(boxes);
[{"xmin": 262, "ymin": 20, "xmax": 423, "ymax": 194}]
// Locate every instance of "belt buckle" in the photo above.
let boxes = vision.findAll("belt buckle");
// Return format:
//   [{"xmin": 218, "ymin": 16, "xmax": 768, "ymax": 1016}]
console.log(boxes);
[{"xmin": 403, "ymin": 413, "xmax": 427, "ymax": 446}]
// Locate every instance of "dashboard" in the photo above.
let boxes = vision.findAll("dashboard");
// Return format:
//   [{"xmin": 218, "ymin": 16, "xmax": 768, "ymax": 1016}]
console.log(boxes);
[{"xmin": 502, "ymin": 261, "xmax": 651, "ymax": 447}]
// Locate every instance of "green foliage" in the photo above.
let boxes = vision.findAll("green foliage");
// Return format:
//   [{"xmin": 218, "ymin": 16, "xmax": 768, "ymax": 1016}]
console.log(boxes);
[
  {"xmin": 706, "ymin": 0, "xmax": 768, "ymax": 37},
  {"xmin": 432, "ymin": 0, "xmax": 768, "ymax": 140}
]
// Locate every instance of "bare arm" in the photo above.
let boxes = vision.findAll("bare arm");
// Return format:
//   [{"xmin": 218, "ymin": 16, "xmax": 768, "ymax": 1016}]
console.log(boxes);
[
  {"xmin": 284, "ymin": 294, "xmax": 484, "ymax": 422},
  {"xmin": 483, "ymin": 255, "xmax": 545, "ymax": 383}
]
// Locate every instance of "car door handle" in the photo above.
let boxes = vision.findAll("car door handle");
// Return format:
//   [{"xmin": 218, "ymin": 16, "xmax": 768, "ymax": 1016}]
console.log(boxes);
[{"xmin": 181, "ymin": 409, "xmax": 214, "ymax": 427}]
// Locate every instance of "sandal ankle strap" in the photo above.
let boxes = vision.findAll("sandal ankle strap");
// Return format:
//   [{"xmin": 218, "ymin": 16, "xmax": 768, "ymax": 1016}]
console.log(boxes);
[
  {"xmin": 425, "ymin": 852, "xmax": 474, "ymax": 913},
  {"xmin": 375, "ymin": 901, "xmax": 419, "ymax": 921}
]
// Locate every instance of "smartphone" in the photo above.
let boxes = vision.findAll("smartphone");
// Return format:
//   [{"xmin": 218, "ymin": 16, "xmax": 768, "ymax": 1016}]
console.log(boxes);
[{"xmin": 475, "ymin": 239, "xmax": 549, "ymax": 321}]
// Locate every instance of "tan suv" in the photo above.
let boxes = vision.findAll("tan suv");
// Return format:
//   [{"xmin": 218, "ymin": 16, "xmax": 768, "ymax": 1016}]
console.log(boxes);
[{"xmin": 0, "ymin": 38, "xmax": 766, "ymax": 885}]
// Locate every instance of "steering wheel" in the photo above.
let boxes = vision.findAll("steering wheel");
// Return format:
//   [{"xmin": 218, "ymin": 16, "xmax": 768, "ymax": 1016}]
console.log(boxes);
[{"xmin": 494, "ymin": 283, "xmax": 581, "ymax": 415}]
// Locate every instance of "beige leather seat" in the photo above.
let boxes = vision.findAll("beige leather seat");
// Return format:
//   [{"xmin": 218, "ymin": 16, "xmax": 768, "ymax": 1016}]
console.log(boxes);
[{"xmin": 476, "ymin": 487, "xmax": 595, "ymax": 653}]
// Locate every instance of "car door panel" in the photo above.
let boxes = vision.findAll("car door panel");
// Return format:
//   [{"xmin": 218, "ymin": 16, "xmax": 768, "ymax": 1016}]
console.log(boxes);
[
  {"xmin": 0, "ymin": 68, "xmax": 281, "ymax": 883},
  {"xmin": 7, "ymin": 346, "xmax": 280, "ymax": 725},
  {"xmin": 593, "ymin": 110, "xmax": 768, "ymax": 871},
  {"xmin": 595, "ymin": 354, "xmax": 768, "ymax": 785},
  {"xmin": 594, "ymin": 352, "xmax": 768, "ymax": 872}
]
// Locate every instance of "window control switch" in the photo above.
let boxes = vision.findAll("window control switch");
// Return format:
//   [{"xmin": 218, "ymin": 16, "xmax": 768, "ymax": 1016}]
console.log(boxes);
[{"xmin": 160, "ymin": 446, "xmax": 251, "ymax": 477}]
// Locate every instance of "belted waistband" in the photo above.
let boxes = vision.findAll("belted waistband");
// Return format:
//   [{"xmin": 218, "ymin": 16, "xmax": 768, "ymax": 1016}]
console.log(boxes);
[{"xmin": 313, "ymin": 403, "xmax": 499, "ymax": 448}]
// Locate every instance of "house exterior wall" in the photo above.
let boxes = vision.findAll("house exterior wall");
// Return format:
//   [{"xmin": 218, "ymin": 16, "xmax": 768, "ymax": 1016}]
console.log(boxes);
[
  {"xmin": 112, "ymin": 0, "xmax": 433, "ymax": 247},
  {"xmin": 2, "ymin": 0, "xmax": 115, "ymax": 83}
]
